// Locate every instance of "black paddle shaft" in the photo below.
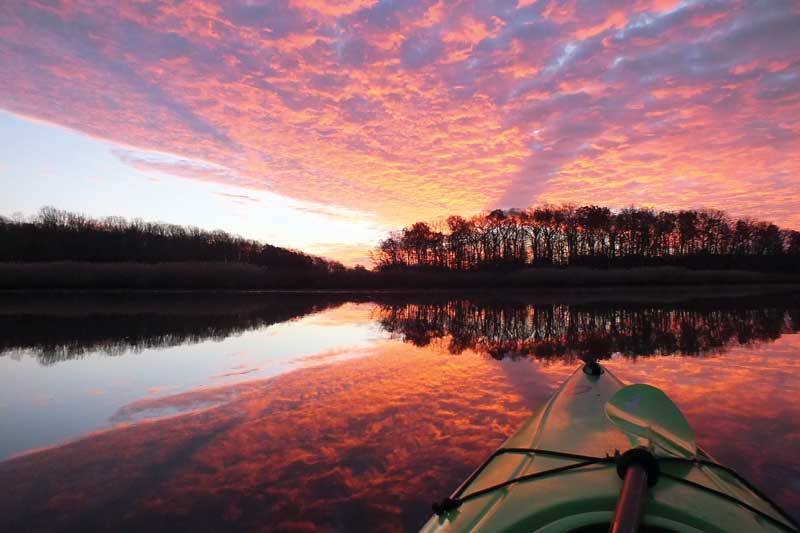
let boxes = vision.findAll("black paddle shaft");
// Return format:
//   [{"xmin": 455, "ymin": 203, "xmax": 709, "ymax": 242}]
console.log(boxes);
[{"xmin": 610, "ymin": 463, "xmax": 649, "ymax": 533}]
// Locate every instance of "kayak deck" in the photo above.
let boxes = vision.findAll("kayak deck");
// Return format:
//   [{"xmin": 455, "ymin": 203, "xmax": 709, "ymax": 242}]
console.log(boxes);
[{"xmin": 421, "ymin": 365, "xmax": 797, "ymax": 532}]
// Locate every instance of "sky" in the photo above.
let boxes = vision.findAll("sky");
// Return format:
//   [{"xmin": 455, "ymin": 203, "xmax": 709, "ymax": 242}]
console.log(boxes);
[{"xmin": 1, "ymin": 0, "xmax": 799, "ymax": 265}]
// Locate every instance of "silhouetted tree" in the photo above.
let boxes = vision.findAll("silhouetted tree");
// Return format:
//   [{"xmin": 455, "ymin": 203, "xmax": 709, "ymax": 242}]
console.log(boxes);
[
  {"xmin": 0, "ymin": 207, "xmax": 344, "ymax": 272},
  {"xmin": 374, "ymin": 204, "xmax": 799, "ymax": 272}
]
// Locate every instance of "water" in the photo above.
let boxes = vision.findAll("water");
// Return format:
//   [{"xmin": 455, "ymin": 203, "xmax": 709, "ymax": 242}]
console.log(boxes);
[{"xmin": 0, "ymin": 289, "xmax": 799, "ymax": 532}]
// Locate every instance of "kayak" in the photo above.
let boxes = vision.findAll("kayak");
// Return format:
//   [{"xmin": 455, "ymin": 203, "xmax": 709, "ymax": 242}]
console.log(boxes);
[{"xmin": 420, "ymin": 362, "xmax": 799, "ymax": 532}]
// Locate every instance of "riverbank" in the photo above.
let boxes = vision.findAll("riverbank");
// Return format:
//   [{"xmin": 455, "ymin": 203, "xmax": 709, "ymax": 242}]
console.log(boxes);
[{"xmin": 0, "ymin": 261, "xmax": 798, "ymax": 290}]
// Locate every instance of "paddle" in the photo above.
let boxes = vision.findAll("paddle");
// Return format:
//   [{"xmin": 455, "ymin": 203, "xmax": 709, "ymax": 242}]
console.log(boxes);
[
  {"xmin": 605, "ymin": 383, "xmax": 697, "ymax": 459},
  {"xmin": 605, "ymin": 384, "xmax": 696, "ymax": 533}
]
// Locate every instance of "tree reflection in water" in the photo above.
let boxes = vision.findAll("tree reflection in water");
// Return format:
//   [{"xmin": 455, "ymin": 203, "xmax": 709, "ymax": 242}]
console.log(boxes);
[
  {"xmin": 377, "ymin": 296, "xmax": 800, "ymax": 361},
  {"xmin": 2, "ymin": 290, "xmax": 798, "ymax": 365},
  {"xmin": 0, "ymin": 292, "xmax": 358, "ymax": 364}
]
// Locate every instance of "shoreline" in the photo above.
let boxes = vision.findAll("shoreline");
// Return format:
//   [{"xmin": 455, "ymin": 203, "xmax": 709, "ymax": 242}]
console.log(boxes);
[
  {"xmin": 1, "ymin": 284, "xmax": 799, "ymax": 316},
  {"xmin": 1, "ymin": 261, "xmax": 799, "ymax": 291},
  {"xmin": 2, "ymin": 282, "xmax": 800, "ymax": 293}
]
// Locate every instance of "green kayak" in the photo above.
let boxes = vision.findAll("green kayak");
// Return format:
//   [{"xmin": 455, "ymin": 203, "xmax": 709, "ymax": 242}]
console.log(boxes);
[{"xmin": 421, "ymin": 362, "xmax": 799, "ymax": 532}]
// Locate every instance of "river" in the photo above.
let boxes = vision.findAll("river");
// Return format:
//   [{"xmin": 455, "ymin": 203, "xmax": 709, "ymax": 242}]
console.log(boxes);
[{"xmin": 0, "ymin": 288, "xmax": 798, "ymax": 531}]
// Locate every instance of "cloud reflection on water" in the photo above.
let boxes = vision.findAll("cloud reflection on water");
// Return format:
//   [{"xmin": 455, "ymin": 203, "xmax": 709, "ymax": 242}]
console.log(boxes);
[
  {"xmin": 1, "ymin": 341, "xmax": 571, "ymax": 532},
  {"xmin": 0, "ymin": 293, "xmax": 799, "ymax": 531},
  {"xmin": 1, "ymin": 334, "xmax": 799, "ymax": 531}
]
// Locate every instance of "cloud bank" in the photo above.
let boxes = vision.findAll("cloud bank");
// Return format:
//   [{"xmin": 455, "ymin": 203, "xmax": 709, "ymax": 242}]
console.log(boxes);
[{"xmin": 1, "ymin": 0, "xmax": 799, "ymax": 227}]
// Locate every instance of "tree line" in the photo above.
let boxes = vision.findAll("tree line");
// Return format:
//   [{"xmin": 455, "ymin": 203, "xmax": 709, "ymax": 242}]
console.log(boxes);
[
  {"xmin": 0, "ymin": 207, "xmax": 345, "ymax": 271},
  {"xmin": 374, "ymin": 205, "xmax": 800, "ymax": 271}
]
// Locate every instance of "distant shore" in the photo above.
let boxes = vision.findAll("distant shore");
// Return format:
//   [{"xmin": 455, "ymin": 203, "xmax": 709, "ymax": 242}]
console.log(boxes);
[{"xmin": 1, "ymin": 261, "xmax": 798, "ymax": 290}]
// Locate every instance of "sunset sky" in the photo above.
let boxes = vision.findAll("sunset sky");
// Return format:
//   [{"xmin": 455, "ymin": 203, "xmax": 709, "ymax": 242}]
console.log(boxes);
[{"xmin": 1, "ymin": 0, "xmax": 799, "ymax": 265}]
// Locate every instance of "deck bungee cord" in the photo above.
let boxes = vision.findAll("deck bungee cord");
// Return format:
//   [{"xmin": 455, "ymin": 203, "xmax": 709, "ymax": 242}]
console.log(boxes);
[{"xmin": 432, "ymin": 447, "xmax": 799, "ymax": 532}]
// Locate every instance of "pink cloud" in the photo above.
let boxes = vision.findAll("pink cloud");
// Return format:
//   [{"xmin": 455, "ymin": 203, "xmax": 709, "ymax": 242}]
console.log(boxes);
[
  {"xmin": 0, "ymin": 0, "xmax": 798, "ymax": 242},
  {"xmin": 215, "ymin": 192, "xmax": 261, "ymax": 205}
]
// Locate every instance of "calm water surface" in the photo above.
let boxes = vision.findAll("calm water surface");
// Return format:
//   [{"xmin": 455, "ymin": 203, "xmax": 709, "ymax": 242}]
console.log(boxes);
[{"xmin": 0, "ymin": 289, "xmax": 799, "ymax": 532}]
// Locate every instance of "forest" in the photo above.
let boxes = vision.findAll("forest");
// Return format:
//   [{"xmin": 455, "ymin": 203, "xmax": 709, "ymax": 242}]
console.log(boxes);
[
  {"xmin": 374, "ymin": 205, "xmax": 800, "ymax": 272},
  {"xmin": 1, "ymin": 205, "xmax": 799, "ymax": 289},
  {"xmin": 0, "ymin": 207, "xmax": 344, "ymax": 272}
]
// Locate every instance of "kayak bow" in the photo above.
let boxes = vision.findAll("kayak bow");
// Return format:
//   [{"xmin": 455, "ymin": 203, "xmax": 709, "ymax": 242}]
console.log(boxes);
[{"xmin": 421, "ymin": 362, "xmax": 799, "ymax": 533}]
